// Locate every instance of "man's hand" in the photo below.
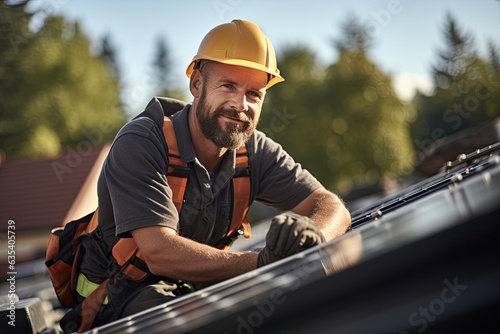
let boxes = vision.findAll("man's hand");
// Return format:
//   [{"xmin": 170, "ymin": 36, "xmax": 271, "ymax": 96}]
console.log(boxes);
[{"xmin": 257, "ymin": 214, "xmax": 325, "ymax": 267}]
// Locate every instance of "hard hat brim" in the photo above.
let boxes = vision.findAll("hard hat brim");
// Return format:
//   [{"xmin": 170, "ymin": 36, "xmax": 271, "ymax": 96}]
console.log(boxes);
[{"xmin": 186, "ymin": 57, "xmax": 284, "ymax": 89}]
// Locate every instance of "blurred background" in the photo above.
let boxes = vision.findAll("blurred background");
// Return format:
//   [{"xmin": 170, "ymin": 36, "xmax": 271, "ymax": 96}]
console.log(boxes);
[{"xmin": 0, "ymin": 0, "xmax": 499, "ymax": 282}]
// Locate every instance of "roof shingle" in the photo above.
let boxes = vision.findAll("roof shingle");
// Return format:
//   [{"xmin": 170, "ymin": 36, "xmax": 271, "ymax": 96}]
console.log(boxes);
[{"xmin": 0, "ymin": 146, "xmax": 108, "ymax": 231}]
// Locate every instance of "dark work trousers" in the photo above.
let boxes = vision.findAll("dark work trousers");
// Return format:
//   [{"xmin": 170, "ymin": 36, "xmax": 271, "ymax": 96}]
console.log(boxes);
[
  {"xmin": 118, "ymin": 280, "xmax": 179, "ymax": 318},
  {"xmin": 60, "ymin": 280, "xmax": 182, "ymax": 333}
]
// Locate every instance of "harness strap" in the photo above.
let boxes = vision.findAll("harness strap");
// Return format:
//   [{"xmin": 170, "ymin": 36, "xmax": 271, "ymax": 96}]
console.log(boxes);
[
  {"xmin": 163, "ymin": 118, "xmax": 189, "ymax": 213},
  {"xmin": 86, "ymin": 208, "xmax": 100, "ymax": 233},
  {"xmin": 70, "ymin": 210, "xmax": 100, "ymax": 302},
  {"xmin": 77, "ymin": 278, "xmax": 111, "ymax": 333},
  {"xmin": 214, "ymin": 147, "xmax": 251, "ymax": 250},
  {"xmin": 229, "ymin": 146, "xmax": 251, "ymax": 238},
  {"xmin": 112, "ymin": 238, "xmax": 149, "ymax": 281}
]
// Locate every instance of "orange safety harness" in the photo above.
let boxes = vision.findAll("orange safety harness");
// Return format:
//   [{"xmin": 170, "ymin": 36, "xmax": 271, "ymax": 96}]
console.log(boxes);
[
  {"xmin": 163, "ymin": 117, "xmax": 251, "ymax": 248},
  {"xmin": 109, "ymin": 117, "xmax": 252, "ymax": 281},
  {"xmin": 46, "ymin": 116, "xmax": 252, "ymax": 332}
]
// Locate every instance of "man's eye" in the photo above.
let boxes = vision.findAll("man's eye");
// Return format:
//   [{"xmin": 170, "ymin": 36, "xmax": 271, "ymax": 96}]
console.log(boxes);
[{"xmin": 248, "ymin": 91, "xmax": 261, "ymax": 98}]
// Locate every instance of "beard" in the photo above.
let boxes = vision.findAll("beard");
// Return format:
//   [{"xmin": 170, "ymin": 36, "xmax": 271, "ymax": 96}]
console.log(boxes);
[{"xmin": 196, "ymin": 89, "xmax": 256, "ymax": 150}]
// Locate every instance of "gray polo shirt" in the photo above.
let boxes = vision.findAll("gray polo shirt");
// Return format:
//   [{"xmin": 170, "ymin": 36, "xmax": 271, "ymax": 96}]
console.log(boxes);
[{"xmin": 81, "ymin": 97, "xmax": 322, "ymax": 283}]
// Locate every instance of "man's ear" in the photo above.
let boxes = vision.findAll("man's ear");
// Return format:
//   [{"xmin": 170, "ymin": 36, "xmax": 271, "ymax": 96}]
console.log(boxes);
[{"xmin": 189, "ymin": 70, "xmax": 203, "ymax": 98}]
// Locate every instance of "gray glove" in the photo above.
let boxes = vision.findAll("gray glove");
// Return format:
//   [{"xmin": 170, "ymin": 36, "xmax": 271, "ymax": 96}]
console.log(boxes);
[{"xmin": 257, "ymin": 214, "xmax": 325, "ymax": 267}]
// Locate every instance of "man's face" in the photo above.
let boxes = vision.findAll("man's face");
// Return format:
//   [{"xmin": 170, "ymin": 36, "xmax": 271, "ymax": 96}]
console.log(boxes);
[{"xmin": 194, "ymin": 62, "xmax": 267, "ymax": 150}]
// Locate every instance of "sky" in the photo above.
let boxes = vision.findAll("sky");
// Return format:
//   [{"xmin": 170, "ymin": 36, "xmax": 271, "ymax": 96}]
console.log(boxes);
[{"xmin": 27, "ymin": 0, "xmax": 500, "ymax": 114}]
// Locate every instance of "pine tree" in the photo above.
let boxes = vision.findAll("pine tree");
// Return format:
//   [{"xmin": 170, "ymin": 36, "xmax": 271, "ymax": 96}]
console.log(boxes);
[
  {"xmin": 100, "ymin": 33, "xmax": 120, "ymax": 79},
  {"xmin": 150, "ymin": 36, "xmax": 186, "ymax": 101},
  {"xmin": 412, "ymin": 14, "xmax": 500, "ymax": 156},
  {"xmin": 433, "ymin": 13, "xmax": 476, "ymax": 88}
]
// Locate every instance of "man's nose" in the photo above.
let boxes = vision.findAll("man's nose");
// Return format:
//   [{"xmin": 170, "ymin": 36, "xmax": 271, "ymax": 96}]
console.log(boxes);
[{"xmin": 230, "ymin": 93, "xmax": 249, "ymax": 112}]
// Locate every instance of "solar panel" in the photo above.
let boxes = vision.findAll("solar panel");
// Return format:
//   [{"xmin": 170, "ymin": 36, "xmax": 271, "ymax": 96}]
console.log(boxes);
[{"xmin": 91, "ymin": 143, "xmax": 500, "ymax": 334}]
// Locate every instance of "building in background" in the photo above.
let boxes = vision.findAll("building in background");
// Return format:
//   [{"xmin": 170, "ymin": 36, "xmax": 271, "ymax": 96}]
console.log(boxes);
[{"xmin": 0, "ymin": 145, "xmax": 109, "ymax": 280}]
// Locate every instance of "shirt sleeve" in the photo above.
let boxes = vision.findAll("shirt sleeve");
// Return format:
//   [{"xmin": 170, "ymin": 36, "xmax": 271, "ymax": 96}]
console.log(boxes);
[
  {"xmin": 251, "ymin": 131, "xmax": 323, "ymax": 211},
  {"xmin": 101, "ymin": 118, "xmax": 179, "ymax": 238}
]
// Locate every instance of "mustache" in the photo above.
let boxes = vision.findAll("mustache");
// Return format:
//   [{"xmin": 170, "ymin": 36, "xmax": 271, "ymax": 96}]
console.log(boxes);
[{"xmin": 215, "ymin": 108, "xmax": 252, "ymax": 123}]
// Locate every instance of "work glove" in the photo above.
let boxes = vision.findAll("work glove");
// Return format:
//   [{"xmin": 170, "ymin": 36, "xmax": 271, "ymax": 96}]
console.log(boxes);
[{"xmin": 257, "ymin": 214, "xmax": 325, "ymax": 267}]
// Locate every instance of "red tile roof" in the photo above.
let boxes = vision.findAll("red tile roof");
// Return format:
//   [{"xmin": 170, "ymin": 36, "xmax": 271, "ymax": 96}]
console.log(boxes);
[{"xmin": 0, "ymin": 146, "xmax": 108, "ymax": 231}]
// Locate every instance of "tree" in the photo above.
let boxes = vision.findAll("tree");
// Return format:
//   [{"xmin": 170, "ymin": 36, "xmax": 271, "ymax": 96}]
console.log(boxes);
[
  {"xmin": 488, "ymin": 39, "xmax": 500, "ymax": 70},
  {"xmin": 262, "ymin": 45, "xmax": 327, "ymax": 182},
  {"xmin": 263, "ymin": 18, "xmax": 415, "ymax": 194},
  {"xmin": 432, "ymin": 13, "xmax": 476, "ymax": 88},
  {"xmin": 411, "ymin": 14, "xmax": 500, "ymax": 155},
  {"xmin": 334, "ymin": 15, "xmax": 373, "ymax": 52},
  {"xmin": 485, "ymin": 40, "xmax": 500, "ymax": 118},
  {"xmin": 0, "ymin": 3, "xmax": 126, "ymax": 158},
  {"xmin": 321, "ymin": 19, "xmax": 415, "ymax": 192},
  {"xmin": 150, "ymin": 36, "xmax": 186, "ymax": 101},
  {"xmin": 100, "ymin": 33, "xmax": 120, "ymax": 79}
]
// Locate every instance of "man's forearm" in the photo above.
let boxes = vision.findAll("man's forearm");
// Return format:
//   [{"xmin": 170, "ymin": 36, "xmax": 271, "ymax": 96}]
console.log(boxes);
[
  {"xmin": 311, "ymin": 194, "xmax": 351, "ymax": 240},
  {"xmin": 132, "ymin": 226, "xmax": 258, "ymax": 284},
  {"xmin": 293, "ymin": 188, "xmax": 351, "ymax": 241}
]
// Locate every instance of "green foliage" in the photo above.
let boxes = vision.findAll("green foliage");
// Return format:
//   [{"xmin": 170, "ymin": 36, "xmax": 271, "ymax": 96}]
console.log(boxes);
[
  {"xmin": 262, "ymin": 21, "xmax": 415, "ymax": 195},
  {"xmin": 322, "ymin": 49, "xmax": 415, "ymax": 192},
  {"xmin": 3, "ymin": 3, "xmax": 496, "ymax": 200},
  {"xmin": 262, "ymin": 45, "xmax": 329, "ymax": 183},
  {"xmin": 411, "ymin": 14, "xmax": 500, "ymax": 155},
  {"xmin": 0, "ymin": 2, "xmax": 126, "ymax": 158}
]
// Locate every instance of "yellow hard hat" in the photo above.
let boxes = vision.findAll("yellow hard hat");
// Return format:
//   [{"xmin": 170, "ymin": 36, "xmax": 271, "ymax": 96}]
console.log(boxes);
[{"xmin": 186, "ymin": 19, "xmax": 284, "ymax": 89}]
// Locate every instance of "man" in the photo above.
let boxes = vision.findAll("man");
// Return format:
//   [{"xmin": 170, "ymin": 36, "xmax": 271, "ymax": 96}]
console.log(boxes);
[{"xmin": 67, "ymin": 19, "xmax": 351, "ymax": 332}]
